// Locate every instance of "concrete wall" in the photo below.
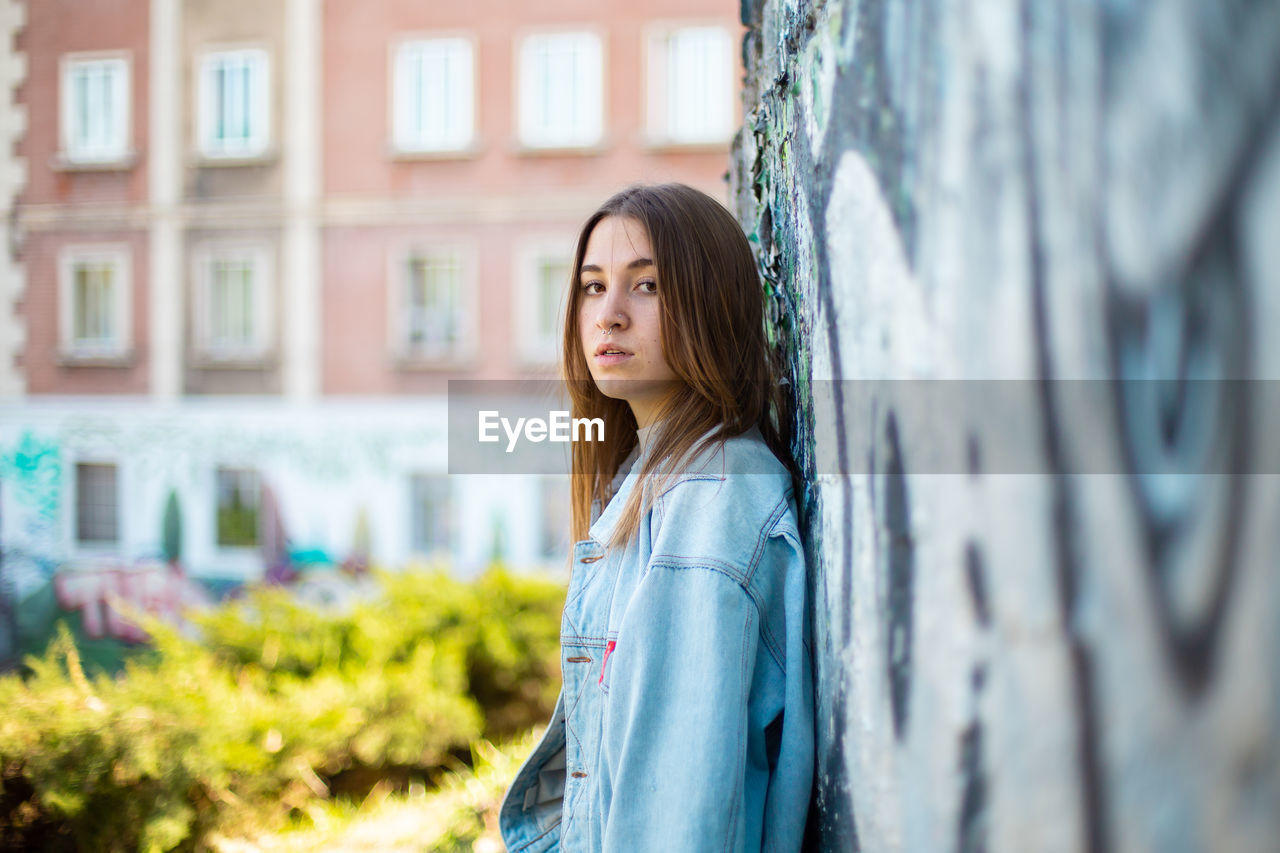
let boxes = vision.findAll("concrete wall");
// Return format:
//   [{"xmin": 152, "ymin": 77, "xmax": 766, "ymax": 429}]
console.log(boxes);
[{"xmin": 730, "ymin": 1, "xmax": 1280, "ymax": 850}]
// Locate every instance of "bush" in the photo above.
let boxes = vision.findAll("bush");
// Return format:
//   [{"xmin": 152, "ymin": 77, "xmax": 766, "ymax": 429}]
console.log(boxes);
[
  {"xmin": 207, "ymin": 731, "xmax": 539, "ymax": 853},
  {"xmin": 0, "ymin": 568, "xmax": 563, "ymax": 852}
]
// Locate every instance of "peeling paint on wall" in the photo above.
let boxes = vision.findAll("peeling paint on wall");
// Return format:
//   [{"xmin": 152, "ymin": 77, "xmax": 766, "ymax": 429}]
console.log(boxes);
[{"xmin": 732, "ymin": 0, "xmax": 1280, "ymax": 850}]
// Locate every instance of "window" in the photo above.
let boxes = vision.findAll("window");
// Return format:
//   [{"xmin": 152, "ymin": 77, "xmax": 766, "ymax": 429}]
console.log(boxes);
[
  {"xmin": 647, "ymin": 26, "xmax": 733, "ymax": 144},
  {"xmin": 59, "ymin": 246, "xmax": 131, "ymax": 358},
  {"xmin": 216, "ymin": 468, "xmax": 259, "ymax": 548},
  {"xmin": 410, "ymin": 474, "xmax": 452, "ymax": 558},
  {"xmin": 393, "ymin": 37, "xmax": 474, "ymax": 152},
  {"xmin": 60, "ymin": 55, "xmax": 130, "ymax": 163},
  {"xmin": 516, "ymin": 245, "xmax": 569, "ymax": 364},
  {"xmin": 517, "ymin": 32, "xmax": 603, "ymax": 148},
  {"xmin": 401, "ymin": 249, "xmax": 467, "ymax": 360},
  {"xmin": 198, "ymin": 49, "xmax": 270, "ymax": 158},
  {"xmin": 75, "ymin": 463, "xmax": 119, "ymax": 545},
  {"xmin": 195, "ymin": 247, "xmax": 273, "ymax": 360}
]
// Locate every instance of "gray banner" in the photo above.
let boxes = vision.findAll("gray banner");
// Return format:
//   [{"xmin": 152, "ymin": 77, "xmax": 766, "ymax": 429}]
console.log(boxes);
[{"xmin": 447, "ymin": 380, "xmax": 1278, "ymax": 475}]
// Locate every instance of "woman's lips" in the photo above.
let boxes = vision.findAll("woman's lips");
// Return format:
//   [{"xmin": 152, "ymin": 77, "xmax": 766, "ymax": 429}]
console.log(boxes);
[
  {"xmin": 593, "ymin": 342, "xmax": 633, "ymax": 366},
  {"xmin": 594, "ymin": 351, "xmax": 633, "ymax": 367}
]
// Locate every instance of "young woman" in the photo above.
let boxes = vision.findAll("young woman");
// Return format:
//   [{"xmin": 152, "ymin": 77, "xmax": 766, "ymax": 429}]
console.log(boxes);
[{"xmin": 500, "ymin": 184, "xmax": 813, "ymax": 852}]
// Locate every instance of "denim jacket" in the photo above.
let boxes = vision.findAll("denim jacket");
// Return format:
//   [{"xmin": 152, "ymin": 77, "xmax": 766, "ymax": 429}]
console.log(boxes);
[{"xmin": 499, "ymin": 427, "xmax": 814, "ymax": 852}]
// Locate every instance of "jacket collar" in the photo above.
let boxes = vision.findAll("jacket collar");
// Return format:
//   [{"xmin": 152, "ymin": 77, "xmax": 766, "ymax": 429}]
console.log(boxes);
[{"xmin": 585, "ymin": 421, "xmax": 734, "ymax": 546}]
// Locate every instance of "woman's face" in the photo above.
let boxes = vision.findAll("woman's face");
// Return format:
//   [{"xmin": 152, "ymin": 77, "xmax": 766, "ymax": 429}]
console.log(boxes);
[{"xmin": 577, "ymin": 215, "xmax": 680, "ymax": 429}]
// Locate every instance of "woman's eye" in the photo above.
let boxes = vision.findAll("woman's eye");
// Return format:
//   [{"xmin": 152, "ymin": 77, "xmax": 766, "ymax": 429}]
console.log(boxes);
[
  {"xmin": 636, "ymin": 279, "xmax": 658, "ymax": 294},
  {"xmin": 582, "ymin": 281, "xmax": 604, "ymax": 295}
]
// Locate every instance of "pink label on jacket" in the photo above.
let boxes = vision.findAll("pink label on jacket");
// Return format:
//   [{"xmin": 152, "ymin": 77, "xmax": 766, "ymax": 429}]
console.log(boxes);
[{"xmin": 599, "ymin": 639, "xmax": 617, "ymax": 684}]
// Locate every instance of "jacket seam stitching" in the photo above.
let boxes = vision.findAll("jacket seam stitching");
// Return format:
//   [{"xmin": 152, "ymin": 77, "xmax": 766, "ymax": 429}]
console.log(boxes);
[
  {"xmin": 650, "ymin": 551, "xmax": 746, "ymax": 582},
  {"xmin": 654, "ymin": 472, "xmax": 726, "ymax": 505},
  {"xmin": 645, "ymin": 558, "xmax": 785, "ymax": 671},
  {"xmin": 564, "ymin": 555, "xmax": 609, "ymax": 613},
  {"xmin": 723, "ymin": 602, "xmax": 751, "ymax": 853},
  {"xmin": 749, "ymin": 494, "xmax": 797, "ymax": 669},
  {"xmin": 743, "ymin": 494, "xmax": 789, "ymax": 585},
  {"xmin": 510, "ymin": 818, "xmax": 561, "ymax": 852},
  {"xmin": 736, "ymin": 495, "xmax": 790, "ymax": 666},
  {"xmin": 558, "ymin": 636, "xmax": 613, "ymax": 647}
]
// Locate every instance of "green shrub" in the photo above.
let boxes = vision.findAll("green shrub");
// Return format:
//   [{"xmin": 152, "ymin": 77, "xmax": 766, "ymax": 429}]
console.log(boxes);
[
  {"xmin": 0, "ymin": 568, "xmax": 563, "ymax": 852},
  {"xmin": 207, "ymin": 731, "xmax": 539, "ymax": 853},
  {"xmin": 465, "ymin": 571, "xmax": 566, "ymax": 738}
]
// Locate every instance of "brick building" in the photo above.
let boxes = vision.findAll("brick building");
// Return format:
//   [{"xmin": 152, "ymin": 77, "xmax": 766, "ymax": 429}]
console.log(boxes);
[{"xmin": 0, "ymin": 0, "xmax": 740, "ymax": 590}]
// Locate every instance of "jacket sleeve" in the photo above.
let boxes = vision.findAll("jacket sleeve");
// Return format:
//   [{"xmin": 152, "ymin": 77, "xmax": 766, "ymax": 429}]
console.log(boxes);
[{"xmin": 599, "ymin": 561, "xmax": 759, "ymax": 853}]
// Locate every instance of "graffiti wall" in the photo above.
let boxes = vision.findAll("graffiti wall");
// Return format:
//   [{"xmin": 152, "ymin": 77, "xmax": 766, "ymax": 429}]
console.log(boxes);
[
  {"xmin": 0, "ymin": 401, "xmax": 566, "ymax": 671},
  {"xmin": 730, "ymin": 0, "xmax": 1280, "ymax": 850}
]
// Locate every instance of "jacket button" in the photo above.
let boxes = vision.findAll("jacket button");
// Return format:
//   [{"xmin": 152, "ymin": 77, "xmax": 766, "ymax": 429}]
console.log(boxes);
[
  {"xmin": 571, "ymin": 771, "xmax": 588, "ymax": 779},
  {"xmin": 580, "ymin": 554, "xmax": 603, "ymax": 564}
]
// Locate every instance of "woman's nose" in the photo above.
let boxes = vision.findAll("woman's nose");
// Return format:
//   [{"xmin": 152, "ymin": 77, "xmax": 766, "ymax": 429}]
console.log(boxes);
[{"xmin": 596, "ymin": 291, "xmax": 628, "ymax": 331}]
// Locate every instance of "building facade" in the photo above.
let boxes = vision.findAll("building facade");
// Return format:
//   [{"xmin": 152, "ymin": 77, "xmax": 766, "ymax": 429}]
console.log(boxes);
[{"xmin": 1, "ymin": 0, "xmax": 741, "ymax": 643}]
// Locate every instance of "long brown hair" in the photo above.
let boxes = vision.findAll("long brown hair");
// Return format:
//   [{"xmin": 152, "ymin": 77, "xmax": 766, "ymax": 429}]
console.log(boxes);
[{"xmin": 563, "ymin": 183, "xmax": 792, "ymax": 545}]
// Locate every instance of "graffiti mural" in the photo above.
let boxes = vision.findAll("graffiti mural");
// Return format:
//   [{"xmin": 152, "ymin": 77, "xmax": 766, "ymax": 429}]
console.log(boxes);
[
  {"xmin": 2, "ymin": 431, "xmax": 61, "ymax": 542},
  {"xmin": 732, "ymin": 0, "xmax": 1280, "ymax": 850},
  {"xmin": 52, "ymin": 560, "xmax": 212, "ymax": 643}
]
